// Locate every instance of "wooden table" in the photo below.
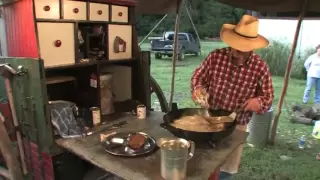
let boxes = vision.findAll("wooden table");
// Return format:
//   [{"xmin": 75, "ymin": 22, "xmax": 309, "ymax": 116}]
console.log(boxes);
[{"xmin": 56, "ymin": 112, "xmax": 248, "ymax": 180}]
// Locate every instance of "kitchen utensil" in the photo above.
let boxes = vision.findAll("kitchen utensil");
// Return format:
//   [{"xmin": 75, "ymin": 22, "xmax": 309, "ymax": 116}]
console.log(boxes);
[
  {"xmin": 156, "ymin": 137, "xmax": 195, "ymax": 180},
  {"xmin": 101, "ymin": 132, "xmax": 156, "ymax": 157},
  {"xmin": 87, "ymin": 121, "xmax": 128, "ymax": 135},
  {"xmin": 205, "ymin": 106, "xmax": 244, "ymax": 124},
  {"xmin": 162, "ymin": 108, "xmax": 236, "ymax": 142}
]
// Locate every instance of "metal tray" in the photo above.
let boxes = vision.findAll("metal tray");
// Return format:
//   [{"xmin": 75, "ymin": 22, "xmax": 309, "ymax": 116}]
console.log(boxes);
[{"xmin": 101, "ymin": 132, "xmax": 156, "ymax": 157}]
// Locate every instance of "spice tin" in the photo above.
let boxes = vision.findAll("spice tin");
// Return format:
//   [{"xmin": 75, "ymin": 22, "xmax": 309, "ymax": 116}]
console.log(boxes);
[
  {"xmin": 137, "ymin": 105, "xmax": 146, "ymax": 119},
  {"xmin": 90, "ymin": 107, "xmax": 101, "ymax": 126}
]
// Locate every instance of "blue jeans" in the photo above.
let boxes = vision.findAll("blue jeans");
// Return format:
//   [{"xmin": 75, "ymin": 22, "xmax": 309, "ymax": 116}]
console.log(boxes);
[
  {"xmin": 303, "ymin": 76, "xmax": 320, "ymax": 104},
  {"xmin": 219, "ymin": 171, "xmax": 232, "ymax": 180}
]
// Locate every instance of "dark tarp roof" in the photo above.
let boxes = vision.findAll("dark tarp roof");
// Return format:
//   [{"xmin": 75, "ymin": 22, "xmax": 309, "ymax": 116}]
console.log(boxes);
[{"xmin": 135, "ymin": 0, "xmax": 320, "ymax": 14}]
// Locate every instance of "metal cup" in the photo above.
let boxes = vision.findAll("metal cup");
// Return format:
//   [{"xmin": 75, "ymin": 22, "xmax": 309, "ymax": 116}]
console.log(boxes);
[{"xmin": 157, "ymin": 137, "xmax": 195, "ymax": 180}]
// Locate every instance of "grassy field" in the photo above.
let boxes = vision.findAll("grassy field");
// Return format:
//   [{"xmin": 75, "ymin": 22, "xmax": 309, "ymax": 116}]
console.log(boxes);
[{"xmin": 141, "ymin": 42, "xmax": 320, "ymax": 180}]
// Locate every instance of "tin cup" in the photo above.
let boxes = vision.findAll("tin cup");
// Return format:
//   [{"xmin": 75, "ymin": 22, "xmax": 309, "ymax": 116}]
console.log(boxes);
[
  {"xmin": 90, "ymin": 107, "xmax": 101, "ymax": 126},
  {"xmin": 137, "ymin": 105, "xmax": 146, "ymax": 119}
]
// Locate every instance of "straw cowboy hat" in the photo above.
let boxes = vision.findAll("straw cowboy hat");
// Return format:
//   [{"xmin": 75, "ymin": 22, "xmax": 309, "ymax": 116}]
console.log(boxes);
[{"xmin": 220, "ymin": 15, "xmax": 269, "ymax": 52}]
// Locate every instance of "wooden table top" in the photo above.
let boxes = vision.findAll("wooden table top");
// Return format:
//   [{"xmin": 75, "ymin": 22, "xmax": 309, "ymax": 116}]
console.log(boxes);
[{"xmin": 56, "ymin": 111, "xmax": 248, "ymax": 180}]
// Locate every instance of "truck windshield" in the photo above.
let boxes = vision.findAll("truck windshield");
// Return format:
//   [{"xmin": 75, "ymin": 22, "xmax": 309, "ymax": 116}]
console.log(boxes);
[{"xmin": 166, "ymin": 33, "xmax": 187, "ymax": 41}]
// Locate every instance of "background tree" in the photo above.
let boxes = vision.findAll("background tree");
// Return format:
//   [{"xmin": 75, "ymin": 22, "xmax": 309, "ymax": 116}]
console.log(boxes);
[{"xmin": 136, "ymin": 0, "xmax": 246, "ymax": 39}]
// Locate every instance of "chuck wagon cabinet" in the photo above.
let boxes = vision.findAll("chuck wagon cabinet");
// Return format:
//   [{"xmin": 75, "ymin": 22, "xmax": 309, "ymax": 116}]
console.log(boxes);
[{"xmin": 0, "ymin": 0, "xmax": 158, "ymax": 179}]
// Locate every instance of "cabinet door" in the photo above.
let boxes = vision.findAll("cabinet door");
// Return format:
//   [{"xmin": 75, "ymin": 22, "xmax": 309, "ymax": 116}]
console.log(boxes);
[
  {"xmin": 34, "ymin": 0, "xmax": 60, "ymax": 19},
  {"xmin": 62, "ymin": 0, "xmax": 87, "ymax": 20},
  {"xmin": 108, "ymin": 24, "xmax": 132, "ymax": 60},
  {"xmin": 89, "ymin": 3, "xmax": 109, "ymax": 21},
  {"xmin": 111, "ymin": 5, "xmax": 128, "ymax": 23},
  {"xmin": 37, "ymin": 23, "xmax": 75, "ymax": 67},
  {"xmin": 0, "ymin": 58, "xmax": 53, "ymax": 152}
]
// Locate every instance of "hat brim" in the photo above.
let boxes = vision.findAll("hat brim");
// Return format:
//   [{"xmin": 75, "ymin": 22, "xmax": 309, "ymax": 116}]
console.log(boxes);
[{"xmin": 220, "ymin": 24, "xmax": 269, "ymax": 52}]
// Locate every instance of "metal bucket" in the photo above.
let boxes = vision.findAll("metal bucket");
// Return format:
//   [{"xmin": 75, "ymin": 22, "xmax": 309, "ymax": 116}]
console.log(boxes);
[
  {"xmin": 247, "ymin": 107, "xmax": 274, "ymax": 148},
  {"xmin": 312, "ymin": 121, "xmax": 320, "ymax": 139},
  {"xmin": 157, "ymin": 137, "xmax": 195, "ymax": 180}
]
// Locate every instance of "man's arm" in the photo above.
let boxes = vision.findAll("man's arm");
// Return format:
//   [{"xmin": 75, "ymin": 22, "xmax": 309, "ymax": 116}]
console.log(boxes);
[
  {"xmin": 190, "ymin": 53, "xmax": 213, "ymax": 92},
  {"xmin": 256, "ymin": 65, "xmax": 274, "ymax": 114},
  {"xmin": 304, "ymin": 56, "xmax": 312, "ymax": 71}
]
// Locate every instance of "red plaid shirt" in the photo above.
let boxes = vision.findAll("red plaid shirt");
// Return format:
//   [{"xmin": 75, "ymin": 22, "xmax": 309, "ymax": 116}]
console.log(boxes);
[{"xmin": 191, "ymin": 47, "xmax": 274, "ymax": 125}]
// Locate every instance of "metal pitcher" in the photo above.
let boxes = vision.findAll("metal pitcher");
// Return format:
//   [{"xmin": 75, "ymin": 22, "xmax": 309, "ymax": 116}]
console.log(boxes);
[{"xmin": 157, "ymin": 137, "xmax": 195, "ymax": 180}]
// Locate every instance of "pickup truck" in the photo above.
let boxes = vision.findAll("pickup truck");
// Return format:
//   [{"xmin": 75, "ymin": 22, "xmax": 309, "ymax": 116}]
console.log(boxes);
[{"xmin": 150, "ymin": 31, "xmax": 201, "ymax": 60}]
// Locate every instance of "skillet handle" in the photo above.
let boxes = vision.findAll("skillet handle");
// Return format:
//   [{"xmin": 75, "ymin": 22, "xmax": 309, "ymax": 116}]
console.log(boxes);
[
  {"xmin": 160, "ymin": 123, "xmax": 181, "ymax": 134},
  {"xmin": 160, "ymin": 123, "xmax": 168, "ymax": 129}
]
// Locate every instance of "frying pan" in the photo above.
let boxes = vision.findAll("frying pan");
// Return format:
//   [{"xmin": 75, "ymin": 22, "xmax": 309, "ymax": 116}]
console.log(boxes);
[{"xmin": 161, "ymin": 108, "xmax": 236, "ymax": 142}]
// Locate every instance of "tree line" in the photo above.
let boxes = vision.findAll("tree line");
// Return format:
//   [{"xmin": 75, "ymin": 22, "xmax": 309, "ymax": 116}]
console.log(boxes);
[{"xmin": 136, "ymin": 0, "xmax": 246, "ymax": 39}]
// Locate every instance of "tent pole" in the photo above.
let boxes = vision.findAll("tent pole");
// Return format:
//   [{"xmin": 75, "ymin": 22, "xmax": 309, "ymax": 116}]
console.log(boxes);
[
  {"xmin": 183, "ymin": 0, "xmax": 201, "ymax": 42},
  {"xmin": 168, "ymin": 0, "xmax": 182, "ymax": 111},
  {"xmin": 269, "ymin": 0, "xmax": 309, "ymax": 145},
  {"xmin": 138, "ymin": 14, "xmax": 168, "ymax": 46}
]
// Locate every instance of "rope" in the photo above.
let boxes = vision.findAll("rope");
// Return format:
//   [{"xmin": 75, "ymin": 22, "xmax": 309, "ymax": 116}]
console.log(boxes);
[
  {"xmin": 169, "ymin": 0, "xmax": 182, "ymax": 111},
  {"xmin": 138, "ymin": 14, "xmax": 168, "ymax": 46},
  {"xmin": 183, "ymin": 0, "xmax": 201, "ymax": 42}
]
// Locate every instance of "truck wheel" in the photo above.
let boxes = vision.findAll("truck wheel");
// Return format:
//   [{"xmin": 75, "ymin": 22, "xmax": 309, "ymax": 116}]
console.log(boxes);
[
  {"xmin": 155, "ymin": 53, "xmax": 162, "ymax": 59},
  {"xmin": 178, "ymin": 49, "xmax": 185, "ymax": 61},
  {"xmin": 194, "ymin": 52, "xmax": 201, "ymax": 56}
]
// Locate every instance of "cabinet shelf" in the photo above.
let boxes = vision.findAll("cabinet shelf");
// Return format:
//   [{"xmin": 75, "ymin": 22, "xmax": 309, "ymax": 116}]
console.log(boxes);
[
  {"xmin": 46, "ymin": 76, "xmax": 76, "ymax": 85},
  {"xmin": 45, "ymin": 58, "xmax": 136, "ymax": 70}
]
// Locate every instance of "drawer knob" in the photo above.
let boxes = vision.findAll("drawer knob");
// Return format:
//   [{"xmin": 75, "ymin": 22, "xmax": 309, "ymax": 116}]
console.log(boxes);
[
  {"xmin": 118, "ymin": 12, "xmax": 123, "ymax": 16},
  {"xmin": 43, "ymin": 5, "xmax": 50, "ymax": 11},
  {"xmin": 54, "ymin": 40, "xmax": 62, "ymax": 47},
  {"xmin": 73, "ymin": 8, "xmax": 79, "ymax": 13},
  {"xmin": 97, "ymin": 10, "xmax": 103, "ymax": 15}
]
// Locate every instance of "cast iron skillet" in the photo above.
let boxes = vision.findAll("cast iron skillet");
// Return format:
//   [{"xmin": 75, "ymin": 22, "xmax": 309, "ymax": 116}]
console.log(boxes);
[{"xmin": 161, "ymin": 108, "xmax": 236, "ymax": 142}]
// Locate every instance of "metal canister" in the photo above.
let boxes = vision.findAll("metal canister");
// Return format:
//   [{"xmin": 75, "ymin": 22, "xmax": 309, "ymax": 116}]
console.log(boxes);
[
  {"xmin": 90, "ymin": 107, "xmax": 101, "ymax": 126},
  {"xmin": 156, "ymin": 138, "xmax": 195, "ymax": 180},
  {"xmin": 137, "ymin": 105, "xmax": 146, "ymax": 119}
]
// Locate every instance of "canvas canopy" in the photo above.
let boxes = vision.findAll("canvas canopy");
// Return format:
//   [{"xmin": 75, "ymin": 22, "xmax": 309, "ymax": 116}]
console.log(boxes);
[{"xmin": 135, "ymin": 0, "xmax": 320, "ymax": 14}]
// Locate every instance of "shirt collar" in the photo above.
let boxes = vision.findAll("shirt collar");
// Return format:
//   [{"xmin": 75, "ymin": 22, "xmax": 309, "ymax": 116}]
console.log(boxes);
[{"xmin": 226, "ymin": 47, "xmax": 255, "ymax": 67}]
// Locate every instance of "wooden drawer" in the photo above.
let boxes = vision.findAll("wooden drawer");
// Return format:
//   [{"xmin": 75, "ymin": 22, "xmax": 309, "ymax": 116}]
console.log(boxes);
[
  {"xmin": 34, "ymin": 0, "xmax": 60, "ymax": 19},
  {"xmin": 108, "ymin": 24, "xmax": 132, "ymax": 60},
  {"xmin": 37, "ymin": 23, "xmax": 75, "ymax": 67},
  {"xmin": 62, "ymin": 0, "xmax": 87, "ymax": 20},
  {"xmin": 89, "ymin": 3, "xmax": 109, "ymax": 21},
  {"xmin": 111, "ymin": 5, "xmax": 128, "ymax": 23}
]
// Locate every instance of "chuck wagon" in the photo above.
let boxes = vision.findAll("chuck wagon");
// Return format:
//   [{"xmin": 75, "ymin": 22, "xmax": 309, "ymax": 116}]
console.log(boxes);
[{"xmin": 0, "ymin": 0, "xmax": 316, "ymax": 179}]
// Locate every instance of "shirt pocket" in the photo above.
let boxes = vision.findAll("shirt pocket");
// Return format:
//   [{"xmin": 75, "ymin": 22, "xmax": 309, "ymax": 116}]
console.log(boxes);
[{"xmin": 240, "ymin": 80, "xmax": 257, "ymax": 99}]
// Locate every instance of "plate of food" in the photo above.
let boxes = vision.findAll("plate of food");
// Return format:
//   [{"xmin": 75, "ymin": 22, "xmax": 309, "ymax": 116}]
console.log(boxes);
[{"xmin": 101, "ymin": 132, "xmax": 157, "ymax": 156}]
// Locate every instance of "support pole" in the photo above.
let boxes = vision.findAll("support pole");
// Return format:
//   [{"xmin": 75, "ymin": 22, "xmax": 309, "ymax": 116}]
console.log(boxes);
[
  {"xmin": 269, "ymin": 0, "xmax": 309, "ymax": 145},
  {"xmin": 183, "ymin": 0, "xmax": 201, "ymax": 42},
  {"xmin": 4, "ymin": 78, "xmax": 28, "ymax": 174},
  {"xmin": 168, "ymin": 0, "xmax": 181, "ymax": 111},
  {"xmin": 138, "ymin": 14, "xmax": 168, "ymax": 46},
  {"xmin": 0, "ymin": 118, "xmax": 23, "ymax": 180}
]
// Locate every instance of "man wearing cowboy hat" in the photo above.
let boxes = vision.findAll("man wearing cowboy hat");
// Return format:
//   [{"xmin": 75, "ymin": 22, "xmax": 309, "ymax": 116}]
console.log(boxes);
[{"xmin": 191, "ymin": 15, "xmax": 274, "ymax": 179}]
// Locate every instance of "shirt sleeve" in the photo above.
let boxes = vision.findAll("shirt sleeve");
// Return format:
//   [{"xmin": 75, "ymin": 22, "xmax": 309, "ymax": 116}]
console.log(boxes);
[
  {"xmin": 256, "ymin": 65, "xmax": 274, "ymax": 114},
  {"xmin": 304, "ymin": 56, "xmax": 312, "ymax": 71},
  {"xmin": 190, "ymin": 52, "xmax": 213, "ymax": 92}
]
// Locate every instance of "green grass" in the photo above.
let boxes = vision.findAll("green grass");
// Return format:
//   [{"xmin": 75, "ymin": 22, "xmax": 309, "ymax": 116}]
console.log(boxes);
[{"xmin": 141, "ymin": 42, "xmax": 320, "ymax": 180}]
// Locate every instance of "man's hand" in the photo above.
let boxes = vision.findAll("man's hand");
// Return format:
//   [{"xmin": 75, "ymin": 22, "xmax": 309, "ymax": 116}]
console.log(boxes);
[
  {"xmin": 192, "ymin": 87, "xmax": 210, "ymax": 108},
  {"xmin": 242, "ymin": 98, "xmax": 261, "ymax": 112}
]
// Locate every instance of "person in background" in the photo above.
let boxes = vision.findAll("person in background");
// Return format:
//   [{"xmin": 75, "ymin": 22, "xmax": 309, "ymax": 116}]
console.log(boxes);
[
  {"xmin": 190, "ymin": 15, "xmax": 274, "ymax": 180},
  {"xmin": 303, "ymin": 45, "xmax": 320, "ymax": 104}
]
